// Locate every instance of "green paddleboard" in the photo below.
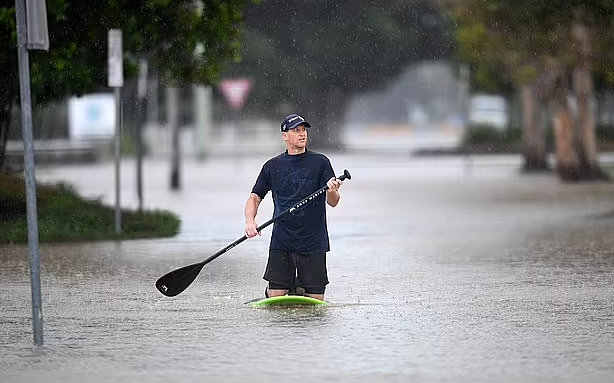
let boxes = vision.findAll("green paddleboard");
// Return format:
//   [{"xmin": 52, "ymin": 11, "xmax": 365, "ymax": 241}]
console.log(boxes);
[{"xmin": 249, "ymin": 295, "xmax": 327, "ymax": 308}]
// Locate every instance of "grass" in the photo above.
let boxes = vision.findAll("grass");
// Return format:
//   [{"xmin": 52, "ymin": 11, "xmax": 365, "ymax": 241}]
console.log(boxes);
[{"xmin": 0, "ymin": 173, "xmax": 180, "ymax": 244}]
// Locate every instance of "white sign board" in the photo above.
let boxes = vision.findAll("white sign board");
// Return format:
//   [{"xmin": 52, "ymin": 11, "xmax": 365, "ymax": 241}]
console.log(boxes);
[
  {"xmin": 108, "ymin": 29, "xmax": 123, "ymax": 87},
  {"xmin": 219, "ymin": 78, "xmax": 252, "ymax": 110},
  {"xmin": 68, "ymin": 93, "xmax": 116, "ymax": 140}
]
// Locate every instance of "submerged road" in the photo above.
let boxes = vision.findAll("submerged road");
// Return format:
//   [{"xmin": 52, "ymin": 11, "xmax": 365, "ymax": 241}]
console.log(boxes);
[{"xmin": 1, "ymin": 153, "xmax": 613, "ymax": 383}]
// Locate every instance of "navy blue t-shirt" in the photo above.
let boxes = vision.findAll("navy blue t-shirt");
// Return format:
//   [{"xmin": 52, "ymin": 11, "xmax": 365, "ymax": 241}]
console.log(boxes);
[{"xmin": 251, "ymin": 150, "xmax": 335, "ymax": 253}]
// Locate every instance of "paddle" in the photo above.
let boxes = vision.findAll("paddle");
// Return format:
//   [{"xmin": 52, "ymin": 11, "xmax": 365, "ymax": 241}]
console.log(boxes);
[{"xmin": 155, "ymin": 169, "xmax": 352, "ymax": 297}]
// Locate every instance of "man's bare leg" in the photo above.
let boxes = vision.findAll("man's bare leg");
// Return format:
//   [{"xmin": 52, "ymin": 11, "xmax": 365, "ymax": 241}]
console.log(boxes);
[{"xmin": 266, "ymin": 288, "xmax": 288, "ymax": 297}]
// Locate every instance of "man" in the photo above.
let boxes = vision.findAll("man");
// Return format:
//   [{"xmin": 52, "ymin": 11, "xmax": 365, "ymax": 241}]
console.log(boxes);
[{"xmin": 244, "ymin": 113, "xmax": 344, "ymax": 301}]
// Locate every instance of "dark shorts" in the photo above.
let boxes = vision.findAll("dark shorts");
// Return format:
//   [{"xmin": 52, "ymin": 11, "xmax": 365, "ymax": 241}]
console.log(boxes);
[{"xmin": 263, "ymin": 249, "xmax": 329, "ymax": 294}]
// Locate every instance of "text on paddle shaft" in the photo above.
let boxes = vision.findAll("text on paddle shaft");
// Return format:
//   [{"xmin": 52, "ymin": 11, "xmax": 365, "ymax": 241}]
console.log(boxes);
[{"xmin": 289, "ymin": 188, "xmax": 326, "ymax": 213}]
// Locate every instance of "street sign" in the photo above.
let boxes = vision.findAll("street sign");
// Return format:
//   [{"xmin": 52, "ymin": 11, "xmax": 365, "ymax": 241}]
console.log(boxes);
[
  {"xmin": 219, "ymin": 78, "xmax": 252, "ymax": 110},
  {"xmin": 108, "ymin": 29, "xmax": 123, "ymax": 88},
  {"xmin": 25, "ymin": 0, "xmax": 49, "ymax": 50}
]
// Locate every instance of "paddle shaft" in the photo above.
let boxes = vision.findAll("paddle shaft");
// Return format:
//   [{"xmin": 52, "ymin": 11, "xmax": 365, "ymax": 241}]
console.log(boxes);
[{"xmin": 196, "ymin": 169, "xmax": 350, "ymax": 268}]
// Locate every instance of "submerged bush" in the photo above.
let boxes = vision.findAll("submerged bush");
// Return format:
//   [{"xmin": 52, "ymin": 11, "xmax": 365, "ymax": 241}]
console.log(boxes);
[{"xmin": 0, "ymin": 174, "xmax": 180, "ymax": 244}]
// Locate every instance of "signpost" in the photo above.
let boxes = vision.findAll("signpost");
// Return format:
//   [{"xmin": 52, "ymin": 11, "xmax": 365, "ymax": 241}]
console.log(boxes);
[
  {"xmin": 14, "ymin": 0, "xmax": 50, "ymax": 346},
  {"xmin": 108, "ymin": 29, "xmax": 123, "ymax": 234},
  {"xmin": 136, "ymin": 59, "xmax": 148, "ymax": 211}
]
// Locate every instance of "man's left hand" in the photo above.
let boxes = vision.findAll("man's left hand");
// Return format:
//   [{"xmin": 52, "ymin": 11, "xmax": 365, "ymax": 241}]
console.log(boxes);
[{"xmin": 327, "ymin": 177, "xmax": 343, "ymax": 191}]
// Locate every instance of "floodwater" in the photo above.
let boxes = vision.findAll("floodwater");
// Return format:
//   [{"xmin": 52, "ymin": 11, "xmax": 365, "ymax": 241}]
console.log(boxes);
[{"xmin": 2, "ymin": 154, "xmax": 614, "ymax": 383}]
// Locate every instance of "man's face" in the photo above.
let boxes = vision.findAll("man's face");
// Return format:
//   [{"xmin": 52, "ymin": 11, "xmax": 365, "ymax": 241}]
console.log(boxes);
[{"xmin": 283, "ymin": 124, "xmax": 308, "ymax": 148}]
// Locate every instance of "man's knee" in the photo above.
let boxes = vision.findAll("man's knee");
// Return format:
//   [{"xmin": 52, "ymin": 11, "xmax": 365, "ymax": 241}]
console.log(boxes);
[
  {"xmin": 302, "ymin": 285, "xmax": 326, "ymax": 295},
  {"xmin": 268, "ymin": 281, "xmax": 290, "ymax": 290}
]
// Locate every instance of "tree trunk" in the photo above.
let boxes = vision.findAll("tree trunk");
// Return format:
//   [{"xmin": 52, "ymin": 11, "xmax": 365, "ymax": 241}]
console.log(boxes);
[
  {"xmin": 521, "ymin": 82, "xmax": 549, "ymax": 172},
  {"xmin": 549, "ymin": 71, "xmax": 581, "ymax": 181},
  {"xmin": 571, "ymin": 23, "xmax": 609, "ymax": 181},
  {"xmin": 0, "ymin": 97, "xmax": 13, "ymax": 173}
]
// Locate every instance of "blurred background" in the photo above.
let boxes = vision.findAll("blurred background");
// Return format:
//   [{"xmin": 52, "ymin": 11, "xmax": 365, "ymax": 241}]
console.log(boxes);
[{"xmin": 3, "ymin": 0, "xmax": 613, "ymax": 178}]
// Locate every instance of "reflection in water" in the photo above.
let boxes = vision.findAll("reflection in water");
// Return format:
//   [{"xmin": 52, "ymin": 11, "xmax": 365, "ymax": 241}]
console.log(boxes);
[
  {"xmin": 2, "ymin": 155, "xmax": 614, "ymax": 383},
  {"xmin": 251, "ymin": 306, "xmax": 330, "ymax": 327}
]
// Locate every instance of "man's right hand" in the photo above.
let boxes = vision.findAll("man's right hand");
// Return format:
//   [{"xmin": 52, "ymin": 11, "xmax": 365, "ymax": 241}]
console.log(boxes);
[{"xmin": 245, "ymin": 221, "xmax": 261, "ymax": 238}]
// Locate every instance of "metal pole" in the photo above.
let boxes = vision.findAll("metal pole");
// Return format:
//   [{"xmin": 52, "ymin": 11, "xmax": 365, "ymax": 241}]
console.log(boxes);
[
  {"xmin": 194, "ymin": 85, "xmax": 211, "ymax": 160},
  {"xmin": 108, "ymin": 29, "xmax": 123, "ymax": 233},
  {"xmin": 114, "ymin": 87, "xmax": 122, "ymax": 233},
  {"xmin": 136, "ymin": 59, "xmax": 148, "ymax": 212},
  {"xmin": 167, "ymin": 86, "xmax": 180, "ymax": 190},
  {"xmin": 15, "ymin": 0, "xmax": 43, "ymax": 346},
  {"xmin": 459, "ymin": 64, "xmax": 473, "ymax": 175},
  {"xmin": 136, "ymin": 99, "xmax": 144, "ymax": 212}
]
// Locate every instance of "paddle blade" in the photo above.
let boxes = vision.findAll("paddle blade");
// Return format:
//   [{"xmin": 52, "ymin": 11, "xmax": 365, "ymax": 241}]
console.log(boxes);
[{"xmin": 155, "ymin": 262, "xmax": 205, "ymax": 297}]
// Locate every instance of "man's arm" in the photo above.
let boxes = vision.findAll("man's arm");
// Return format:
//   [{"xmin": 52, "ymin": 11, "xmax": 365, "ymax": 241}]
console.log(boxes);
[
  {"xmin": 244, "ymin": 193, "xmax": 262, "ymax": 237},
  {"xmin": 326, "ymin": 177, "xmax": 342, "ymax": 207}
]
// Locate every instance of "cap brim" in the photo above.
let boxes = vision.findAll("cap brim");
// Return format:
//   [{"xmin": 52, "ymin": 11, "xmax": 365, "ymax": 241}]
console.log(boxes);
[{"xmin": 284, "ymin": 121, "xmax": 311, "ymax": 131}]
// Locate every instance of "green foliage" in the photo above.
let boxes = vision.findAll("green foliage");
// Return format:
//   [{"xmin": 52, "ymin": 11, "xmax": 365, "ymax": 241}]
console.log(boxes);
[
  {"xmin": 0, "ymin": 174, "xmax": 180, "ymax": 243},
  {"xmin": 447, "ymin": 0, "xmax": 614, "ymax": 89},
  {"xmin": 0, "ymin": 0, "xmax": 254, "ymax": 169},
  {"xmin": 22, "ymin": 0, "xmax": 251, "ymax": 103}
]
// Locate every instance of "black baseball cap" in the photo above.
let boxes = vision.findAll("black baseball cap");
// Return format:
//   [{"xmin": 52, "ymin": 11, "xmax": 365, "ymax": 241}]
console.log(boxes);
[{"xmin": 281, "ymin": 113, "xmax": 311, "ymax": 132}]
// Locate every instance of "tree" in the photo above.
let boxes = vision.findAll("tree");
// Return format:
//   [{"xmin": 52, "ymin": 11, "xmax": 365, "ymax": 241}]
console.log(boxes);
[
  {"xmin": 0, "ymin": 0, "xmax": 253, "ymax": 171},
  {"xmin": 448, "ymin": 0, "xmax": 614, "ymax": 181},
  {"xmin": 222, "ymin": 0, "xmax": 455, "ymax": 148},
  {"xmin": 448, "ymin": 0, "xmax": 558, "ymax": 172}
]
